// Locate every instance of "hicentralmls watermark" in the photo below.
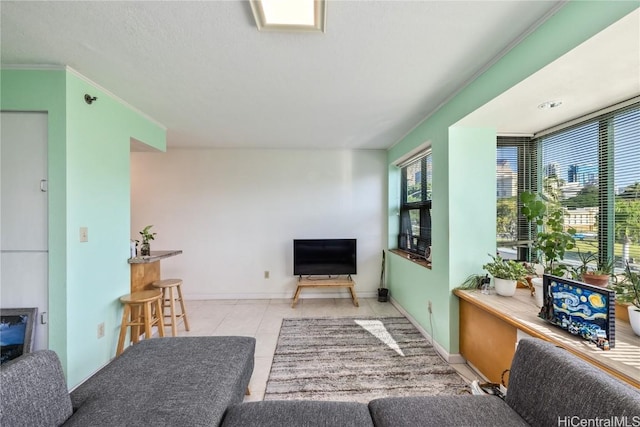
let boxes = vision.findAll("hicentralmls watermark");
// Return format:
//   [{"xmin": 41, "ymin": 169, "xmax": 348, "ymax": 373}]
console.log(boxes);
[{"xmin": 558, "ymin": 416, "xmax": 640, "ymax": 427}]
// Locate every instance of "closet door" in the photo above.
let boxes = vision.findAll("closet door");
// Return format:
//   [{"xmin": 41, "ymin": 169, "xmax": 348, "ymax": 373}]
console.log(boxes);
[{"xmin": 1, "ymin": 111, "xmax": 49, "ymax": 350}]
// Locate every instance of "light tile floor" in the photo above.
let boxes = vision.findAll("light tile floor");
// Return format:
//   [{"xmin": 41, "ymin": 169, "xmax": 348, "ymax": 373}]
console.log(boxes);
[{"xmin": 174, "ymin": 297, "xmax": 482, "ymax": 401}]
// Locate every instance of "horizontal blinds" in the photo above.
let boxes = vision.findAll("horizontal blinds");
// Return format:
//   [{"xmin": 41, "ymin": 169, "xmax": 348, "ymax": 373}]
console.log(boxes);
[
  {"xmin": 612, "ymin": 105, "xmax": 640, "ymax": 268},
  {"xmin": 535, "ymin": 102, "xmax": 639, "ymax": 269},
  {"xmin": 496, "ymin": 136, "xmax": 535, "ymax": 260}
]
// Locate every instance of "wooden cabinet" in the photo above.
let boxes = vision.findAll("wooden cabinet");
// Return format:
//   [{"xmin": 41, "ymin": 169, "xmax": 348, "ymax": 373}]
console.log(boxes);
[{"xmin": 454, "ymin": 289, "xmax": 640, "ymax": 388}]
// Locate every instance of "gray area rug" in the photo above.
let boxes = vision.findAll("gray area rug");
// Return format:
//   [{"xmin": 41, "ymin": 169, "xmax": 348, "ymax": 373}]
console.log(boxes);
[{"xmin": 264, "ymin": 317, "xmax": 470, "ymax": 402}]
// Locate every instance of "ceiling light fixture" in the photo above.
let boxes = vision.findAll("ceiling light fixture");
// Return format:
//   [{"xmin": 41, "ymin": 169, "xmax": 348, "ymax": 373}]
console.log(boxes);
[
  {"xmin": 250, "ymin": 0, "xmax": 326, "ymax": 33},
  {"xmin": 537, "ymin": 100, "xmax": 563, "ymax": 110}
]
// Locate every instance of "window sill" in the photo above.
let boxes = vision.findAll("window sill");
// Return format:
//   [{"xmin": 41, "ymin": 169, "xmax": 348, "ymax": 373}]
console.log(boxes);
[{"xmin": 389, "ymin": 249, "xmax": 432, "ymax": 270}]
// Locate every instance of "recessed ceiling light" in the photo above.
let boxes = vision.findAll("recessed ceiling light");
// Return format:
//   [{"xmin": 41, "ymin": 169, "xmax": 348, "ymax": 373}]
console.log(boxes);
[
  {"xmin": 538, "ymin": 100, "xmax": 563, "ymax": 110},
  {"xmin": 250, "ymin": 0, "xmax": 326, "ymax": 32}
]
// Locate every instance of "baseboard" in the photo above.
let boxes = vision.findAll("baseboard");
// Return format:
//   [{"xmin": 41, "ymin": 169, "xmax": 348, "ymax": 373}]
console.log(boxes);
[
  {"xmin": 389, "ymin": 297, "xmax": 466, "ymax": 364},
  {"xmin": 185, "ymin": 291, "xmax": 378, "ymax": 300}
]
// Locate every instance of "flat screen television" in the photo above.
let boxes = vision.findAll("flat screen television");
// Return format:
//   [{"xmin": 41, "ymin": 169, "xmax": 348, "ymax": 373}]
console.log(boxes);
[{"xmin": 293, "ymin": 239, "xmax": 357, "ymax": 277}]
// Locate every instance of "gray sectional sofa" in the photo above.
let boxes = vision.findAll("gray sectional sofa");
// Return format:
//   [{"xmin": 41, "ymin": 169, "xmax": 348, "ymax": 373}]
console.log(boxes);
[
  {"xmin": 1, "ymin": 336, "xmax": 638, "ymax": 426},
  {"xmin": 1, "ymin": 336, "xmax": 255, "ymax": 427}
]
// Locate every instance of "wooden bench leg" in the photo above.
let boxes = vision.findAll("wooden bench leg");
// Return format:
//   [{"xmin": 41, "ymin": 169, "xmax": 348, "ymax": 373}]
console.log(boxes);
[
  {"xmin": 291, "ymin": 285, "xmax": 303, "ymax": 308},
  {"xmin": 349, "ymin": 286, "xmax": 359, "ymax": 307}
]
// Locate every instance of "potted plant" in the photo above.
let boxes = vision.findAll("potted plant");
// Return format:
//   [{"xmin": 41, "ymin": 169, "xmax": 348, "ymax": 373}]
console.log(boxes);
[
  {"xmin": 571, "ymin": 249, "xmax": 614, "ymax": 287},
  {"xmin": 483, "ymin": 254, "xmax": 530, "ymax": 297},
  {"xmin": 521, "ymin": 191, "xmax": 576, "ymax": 277},
  {"xmin": 138, "ymin": 225, "xmax": 156, "ymax": 256},
  {"xmin": 612, "ymin": 261, "xmax": 640, "ymax": 336}
]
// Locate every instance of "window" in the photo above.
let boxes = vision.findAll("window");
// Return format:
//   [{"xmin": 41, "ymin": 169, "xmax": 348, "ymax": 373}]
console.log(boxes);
[
  {"xmin": 498, "ymin": 101, "xmax": 640, "ymax": 270},
  {"xmin": 496, "ymin": 137, "xmax": 536, "ymax": 260},
  {"xmin": 398, "ymin": 152, "xmax": 432, "ymax": 256}
]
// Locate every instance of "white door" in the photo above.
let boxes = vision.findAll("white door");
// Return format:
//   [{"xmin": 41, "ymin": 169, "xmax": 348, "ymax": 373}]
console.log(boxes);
[{"xmin": 0, "ymin": 111, "xmax": 48, "ymax": 350}]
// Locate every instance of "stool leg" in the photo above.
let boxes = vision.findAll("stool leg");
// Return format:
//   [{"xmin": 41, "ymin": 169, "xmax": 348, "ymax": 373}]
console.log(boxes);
[
  {"xmin": 176, "ymin": 284, "xmax": 190, "ymax": 331},
  {"xmin": 167, "ymin": 286, "xmax": 177, "ymax": 336},
  {"xmin": 131, "ymin": 305, "xmax": 141, "ymax": 344},
  {"xmin": 116, "ymin": 304, "xmax": 131, "ymax": 357},
  {"xmin": 143, "ymin": 301, "xmax": 153, "ymax": 339},
  {"xmin": 155, "ymin": 297, "xmax": 165, "ymax": 337}
]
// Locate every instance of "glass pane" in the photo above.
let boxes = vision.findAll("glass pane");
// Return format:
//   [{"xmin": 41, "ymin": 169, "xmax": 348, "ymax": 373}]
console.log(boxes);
[
  {"xmin": 405, "ymin": 160, "xmax": 422, "ymax": 202},
  {"xmin": 409, "ymin": 209, "xmax": 420, "ymax": 236},
  {"xmin": 614, "ymin": 107, "xmax": 640, "ymax": 271},
  {"xmin": 497, "ymin": 147, "xmax": 518, "ymax": 259},
  {"xmin": 542, "ymin": 122, "xmax": 599, "ymax": 266}
]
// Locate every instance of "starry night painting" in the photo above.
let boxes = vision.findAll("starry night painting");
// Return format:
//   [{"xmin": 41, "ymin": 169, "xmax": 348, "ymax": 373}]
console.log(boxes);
[{"xmin": 539, "ymin": 275, "xmax": 616, "ymax": 350}]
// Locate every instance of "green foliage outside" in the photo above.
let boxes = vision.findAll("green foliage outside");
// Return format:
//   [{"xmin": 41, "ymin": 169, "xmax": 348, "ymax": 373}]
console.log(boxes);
[{"xmin": 497, "ymin": 182, "xmax": 640, "ymax": 265}]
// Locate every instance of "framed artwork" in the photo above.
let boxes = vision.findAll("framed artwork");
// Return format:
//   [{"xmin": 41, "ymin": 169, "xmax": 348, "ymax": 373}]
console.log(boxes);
[
  {"xmin": 0, "ymin": 308, "xmax": 37, "ymax": 364},
  {"xmin": 540, "ymin": 275, "xmax": 615, "ymax": 349}
]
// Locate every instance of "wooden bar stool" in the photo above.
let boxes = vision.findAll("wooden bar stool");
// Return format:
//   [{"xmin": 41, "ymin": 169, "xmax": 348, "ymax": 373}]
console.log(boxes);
[
  {"xmin": 151, "ymin": 278, "xmax": 190, "ymax": 337},
  {"xmin": 116, "ymin": 289, "xmax": 164, "ymax": 356}
]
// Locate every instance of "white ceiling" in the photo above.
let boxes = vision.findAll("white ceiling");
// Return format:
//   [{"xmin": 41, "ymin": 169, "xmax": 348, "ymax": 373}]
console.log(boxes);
[
  {"xmin": 457, "ymin": 8, "xmax": 640, "ymax": 135},
  {"xmin": 2, "ymin": 1, "xmax": 635, "ymax": 150}
]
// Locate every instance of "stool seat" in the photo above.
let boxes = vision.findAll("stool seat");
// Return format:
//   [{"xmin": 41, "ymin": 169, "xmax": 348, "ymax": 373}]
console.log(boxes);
[
  {"xmin": 116, "ymin": 290, "xmax": 164, "ymax": 356},
  {"xmin": 151, "ymin": 278, "xmax": 190, "ymax": 337},
  {"xmin": 120, "ymin": 289, "xmax": 162, "ymax": 303},
  {"xmin": 151, "ymin": 279, "xmax": 182, "ymax": 289}
]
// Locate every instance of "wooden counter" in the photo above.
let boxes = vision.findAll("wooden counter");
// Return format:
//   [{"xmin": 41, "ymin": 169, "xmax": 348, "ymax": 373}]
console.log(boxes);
[
  {"xmin": 128, "ymin": 250, "xmax": 182, "ymax": 293},
  {"xmin": 454, "ymin": 288, "xmax": 640, "ymax": 389}
]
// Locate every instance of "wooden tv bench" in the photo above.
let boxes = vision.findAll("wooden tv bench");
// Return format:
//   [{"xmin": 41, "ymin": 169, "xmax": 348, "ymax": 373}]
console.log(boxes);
[{"xmin": 292, "ymin": 276, "xmax": 359, "ymax": 308}]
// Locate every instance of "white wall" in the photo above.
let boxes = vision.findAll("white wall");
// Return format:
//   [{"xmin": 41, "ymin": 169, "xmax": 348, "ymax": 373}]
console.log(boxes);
[{"xmin": 131, "ymin": 148, "xmax": 387, "ymax": 299}]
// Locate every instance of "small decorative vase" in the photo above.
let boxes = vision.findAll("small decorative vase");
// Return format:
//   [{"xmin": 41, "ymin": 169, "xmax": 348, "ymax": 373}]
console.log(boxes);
[
  {"xmin": 531, "ymin": 277, "xmax": 544, "ymax": 307},
  {"xmin": 494, "ymin": 277, "xmax": 517, "ymax": 297},
  {"xmin": 140, "ymin": 242, "xmax": 150, "ymax": 256},
  {"xmin": 628, "ymin": 305, "xmax": 640, "ymax": 337}
]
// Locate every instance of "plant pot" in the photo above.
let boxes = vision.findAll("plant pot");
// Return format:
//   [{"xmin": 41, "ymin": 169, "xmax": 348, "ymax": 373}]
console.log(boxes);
[
  {"xmin": 377, "ymin": 288, "xmax": 389, "ymax": 302},
  {"xmin": 140, "ymin": 242, "xmax": 151, "ymax": 256},
  {"xmin": 494, "ymin": 277, "xmax": 517, "ymax": 297},
  {"xmin": 628, "ymin": 305, "xmax": 640, "ymax": 337},
  {"xmin": 616, "ymin": 302, "xmax": 630, "ymax": 323},
  {"xmin": 582, "ymin": 273, "xmax": 610, "ymax": 287},
  {"xmin": 531, "ymin": 277, "xmax": 544, "ymax": 307}
]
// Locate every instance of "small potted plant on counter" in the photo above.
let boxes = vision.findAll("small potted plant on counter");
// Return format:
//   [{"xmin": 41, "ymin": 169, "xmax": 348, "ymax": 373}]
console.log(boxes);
[
  {"xmin": 483, "ymin": 254, "xmax": 531, "ymax": 297},
  {"xmin": 138, "ymin": 225, "xmax": 156, "ymax": 256},
  {"xmin": 572, "ymin": 249, "xmax": 614, "ymax": 287},
  {"xmin": 521, "ymin": 191, "xmax": 576, "ymax": 278}
]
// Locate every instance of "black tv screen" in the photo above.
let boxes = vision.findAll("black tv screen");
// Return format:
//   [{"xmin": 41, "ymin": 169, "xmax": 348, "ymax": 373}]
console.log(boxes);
[{"xmin": 293, "ymin": 239, "xmax": 357, "ymax": 276}]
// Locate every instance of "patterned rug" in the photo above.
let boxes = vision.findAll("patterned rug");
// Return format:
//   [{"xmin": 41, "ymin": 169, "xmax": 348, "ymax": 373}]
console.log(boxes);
[{"xmin": 264, "ymin": 317, "xmax": 470, "ymax": 402}]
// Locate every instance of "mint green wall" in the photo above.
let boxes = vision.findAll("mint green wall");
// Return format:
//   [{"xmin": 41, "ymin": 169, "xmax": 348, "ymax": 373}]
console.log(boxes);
[
  {"xmin": 1, "ymin": 69, "xmax": 165, "ymax": 387},
  {"xmin": 64, "ymin": 72, "xmax": 165, "ymax": 386},
  {"xmin": 386, "ymin": 1, "xmax": 638, "ymax": 355}
]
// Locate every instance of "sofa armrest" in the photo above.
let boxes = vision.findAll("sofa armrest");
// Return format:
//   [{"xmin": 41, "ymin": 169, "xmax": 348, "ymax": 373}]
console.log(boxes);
[
  {"xmin": 0, "ymin": 350, "xmax": 72, "ymax": 427},
  {"xmin": 506, "ymin": 339, "xmax": 640, "ymax": 425}
]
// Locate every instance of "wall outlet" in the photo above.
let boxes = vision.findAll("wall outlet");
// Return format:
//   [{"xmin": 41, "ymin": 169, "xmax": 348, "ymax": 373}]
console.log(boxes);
[
  {"xmin": 428, "ymin": 301, "xmax": 433, "ymax": 314},
  {"xmin": 264, "ymin": 270, "xmax": 270, "ymax": 279},
  {"xmin": 80, "ymin": 227, "xmax": 88, "ymax": 242},
  {"xmin": 97, "ymin": 322, "xmax": 105, "ymax": 339}
]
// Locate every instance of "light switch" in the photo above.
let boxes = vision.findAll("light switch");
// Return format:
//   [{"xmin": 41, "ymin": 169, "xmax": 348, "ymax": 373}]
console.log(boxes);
[{"xmin": 80, "ymin": 227, "xmax": 88, "ymax": 242}]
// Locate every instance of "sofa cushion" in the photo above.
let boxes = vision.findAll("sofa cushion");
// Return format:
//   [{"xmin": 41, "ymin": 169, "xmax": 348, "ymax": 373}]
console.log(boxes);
[
  {"xmin": 221, "ymin": 400, "xmax": 374, "ymax": 427},
  {"xmin": 368, "ymin": 395, "xmax": 529, "ymax": 427},
  {"xmin": 0, "ymin": 350, "xmax": 73, "ymax": 427},
  {"xmin": 506, "ymin": 339, "xmax": 640, "ymax": 426},
  {"xmin": 67, "ymin": 336, "xmax": 255, "ymax": 427}
]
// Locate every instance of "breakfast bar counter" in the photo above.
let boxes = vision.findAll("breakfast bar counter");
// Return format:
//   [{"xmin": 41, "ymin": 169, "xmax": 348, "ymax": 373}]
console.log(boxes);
[{"xmin": 128, "ymin": 250, "xmax": 182, "ymax": 293}]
